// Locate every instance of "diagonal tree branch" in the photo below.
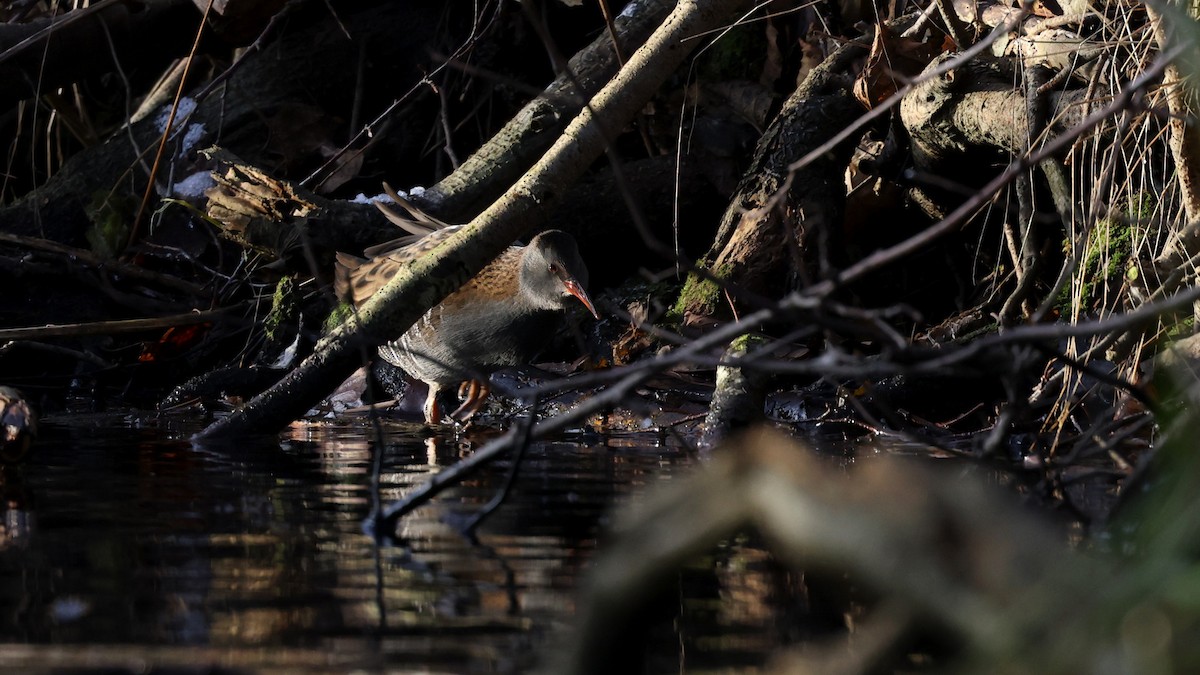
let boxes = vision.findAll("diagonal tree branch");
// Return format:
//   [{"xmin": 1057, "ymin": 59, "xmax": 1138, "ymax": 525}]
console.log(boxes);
[{"xmin": 194, "ymin": 0, "xmax": 759, "ymax": 440}]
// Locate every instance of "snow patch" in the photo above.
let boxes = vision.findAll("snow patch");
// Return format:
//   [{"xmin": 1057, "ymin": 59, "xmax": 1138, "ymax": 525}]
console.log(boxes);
[
  {"xmin": 179, "ymin": 123, "xmax": 206, "ymax": 154},
  {"xmin": 155, "ymin": 97, "xmax": 197, "ymax": 132},
  {"xmin": 351, "ymin": 185, "xmax": 425, "ymax": 203},
  {"xmin": 173, "ymin": 171, "xmax": 215, "ymax": 197},
  {"xmin": 351, "ymin": 192, "xmax": 396, "ymax": 204}
]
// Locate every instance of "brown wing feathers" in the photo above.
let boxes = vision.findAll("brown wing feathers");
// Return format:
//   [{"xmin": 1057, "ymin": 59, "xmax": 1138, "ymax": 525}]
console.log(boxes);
[
  {"xmin": 336, "ymin": 192, "xmax": 457, "ymax": 306},
  {"xmin": 336, "ymin": 190, "xmax": 525, "ymax": 308}
]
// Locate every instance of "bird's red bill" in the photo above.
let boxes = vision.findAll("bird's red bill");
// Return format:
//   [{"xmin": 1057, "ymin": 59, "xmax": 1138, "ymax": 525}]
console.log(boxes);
[{"xmin": 563, "ymin": 279, "xmax": 599, "ymax": 319}]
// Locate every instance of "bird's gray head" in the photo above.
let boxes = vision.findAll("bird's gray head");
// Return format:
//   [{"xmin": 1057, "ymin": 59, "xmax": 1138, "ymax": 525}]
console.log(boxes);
[{"xmin": 520, "ymin": 230, "xmax": 599, "ymax": 317}]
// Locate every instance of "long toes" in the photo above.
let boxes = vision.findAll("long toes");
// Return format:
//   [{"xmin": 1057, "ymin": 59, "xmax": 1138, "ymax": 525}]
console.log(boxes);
[{"xmin": 450, "ymin": 380, "xmax": 490, "ymax": 424}]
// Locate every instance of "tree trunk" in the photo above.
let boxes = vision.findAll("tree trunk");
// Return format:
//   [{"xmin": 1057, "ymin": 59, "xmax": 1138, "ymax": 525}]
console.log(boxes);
[{"xmin": 672, "ymin": 36, "xmax": 869, "ymax": 323}]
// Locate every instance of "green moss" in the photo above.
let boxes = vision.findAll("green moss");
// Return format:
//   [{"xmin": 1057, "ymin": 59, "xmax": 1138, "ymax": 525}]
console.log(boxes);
[
  {"xmin": 263, "ymin": 276, "xmax": 297, "ymax": 342},
  {"xmin": 323, "ymin": 301, "xmax": 354, "ymax": 334},
  {"xmin": 668, "ymin": 265, "xmax": 732, "ymax": 322},
  {"xmin": 728, "ymin": 333, "xmax": 766, "ymax": 356},
  {"xmin": 1057, "ymin": 196, "xmax": 1148, "ymax": 314},
  {"xmin": 1086, "ymin": 218, "xmax": 1134, "ymax": 282},
  {"xmin": 1165, "ymin": 315, "xmax": 1196, "ymax": 343},
  {"xmin": 1126, "ymin": 190, "xmax": 1158, "ymax": 223}
]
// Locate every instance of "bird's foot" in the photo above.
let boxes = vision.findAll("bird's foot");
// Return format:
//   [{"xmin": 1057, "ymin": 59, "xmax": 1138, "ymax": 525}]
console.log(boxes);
[{"xmin": 449, "ymin": 379, "xmax": 491, "ymax": 425}]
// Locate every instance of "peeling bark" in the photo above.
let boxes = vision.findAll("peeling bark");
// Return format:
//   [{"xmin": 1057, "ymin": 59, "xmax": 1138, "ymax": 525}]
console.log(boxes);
[
  {"xmin": 899, "ymin": 54, "xmax": 1088, "ymax": 165},
  {"xmin": 202, "ymin": 147, "xmax": 395, "ymax": 271}
]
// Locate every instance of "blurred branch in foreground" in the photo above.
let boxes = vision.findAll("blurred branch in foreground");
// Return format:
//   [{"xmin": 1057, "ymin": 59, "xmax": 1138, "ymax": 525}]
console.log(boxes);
[{"xmin": 553, "ymin": 420, "xmax": 1200, "ymax": 675}]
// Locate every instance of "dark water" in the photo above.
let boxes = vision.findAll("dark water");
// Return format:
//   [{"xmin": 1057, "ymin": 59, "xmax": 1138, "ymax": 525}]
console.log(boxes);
[{"xmin": 0, "ymin": 413, "xmax": 831, "ymax": 674}]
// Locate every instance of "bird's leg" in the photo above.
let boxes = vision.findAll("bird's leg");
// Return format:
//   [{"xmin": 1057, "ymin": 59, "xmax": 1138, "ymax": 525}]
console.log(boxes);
[
  {"xmin": 450, "ymin": 379, "xmax": 491, "ymax": 424},
  {"xmin": 423, "ymin": 383, "xmax": 443, "ymax": 425}
]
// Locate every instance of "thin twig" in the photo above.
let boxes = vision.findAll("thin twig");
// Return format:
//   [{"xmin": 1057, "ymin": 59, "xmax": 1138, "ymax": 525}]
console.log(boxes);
[
  {"xmin": 0, "ymin": 305, "xmax": 253, "ymax": 340},
  {"xmin": 807, "ymin": 41, "xmax": 1187, "ymax": 298},
  {"xmin": 0, "ymin": 231, "xmax": 208, "ymax": 296},
  {"xmin": 127, "ymin": 0, "xmax": 216, "ymax": 251},
  {"xmin": 0, "ymin": 0, "xmax": 121, "ymax": 66}
]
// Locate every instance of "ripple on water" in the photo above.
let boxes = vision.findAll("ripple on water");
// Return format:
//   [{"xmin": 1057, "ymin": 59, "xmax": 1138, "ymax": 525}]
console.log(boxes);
[{"xmin": 0, "ymin": 413, "xmax": 824, "ymax": 672}]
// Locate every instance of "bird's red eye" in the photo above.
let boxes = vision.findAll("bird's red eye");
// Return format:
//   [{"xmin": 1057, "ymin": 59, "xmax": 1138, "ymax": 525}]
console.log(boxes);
[{"xmin": 549, "ymin": 263, "xmax": 560, "ymax": 274}]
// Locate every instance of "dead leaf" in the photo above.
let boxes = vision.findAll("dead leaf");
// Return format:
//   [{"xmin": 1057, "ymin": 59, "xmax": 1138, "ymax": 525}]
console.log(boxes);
[
  {"xmin": 853, "ymin": 25, "xmax": 950, "ymax": 109},
  {"xmin": 1030, "ymin": 0, "xmax": 1062, "ymax": 18},
  {"xmin": 139, "ymin": 324, "xmax": 210, "ymax": 362}
]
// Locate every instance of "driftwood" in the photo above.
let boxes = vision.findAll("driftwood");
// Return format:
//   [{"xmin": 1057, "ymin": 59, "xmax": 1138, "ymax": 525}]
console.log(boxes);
[
  {"xmin": 201, "ymin": 147, "xmax": 395, "ymax": 271},
  {"xmin": 899, "ymin": 51, "xmax": 1090, "ymax": 325},
  {"xmin": 672, "ymin": 2, "xmax": 1109, "ymax": 325},
  {"xmin": 193, "ymin": 0, "xmax": 761, "ymax": 440},
  {"xmin": 191, "ymin": 1, "xmax": 724, "ymax": 283}
]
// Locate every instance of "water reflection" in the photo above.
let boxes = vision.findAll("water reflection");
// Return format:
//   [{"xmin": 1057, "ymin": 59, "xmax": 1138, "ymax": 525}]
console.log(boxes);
[
  {"xmin": 0, "ymin": 414, "xmax": 887, "ymax": 673},
  {"xmin": 0, "ymin": 417, "xmax": 668, "ymax": 670}
]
